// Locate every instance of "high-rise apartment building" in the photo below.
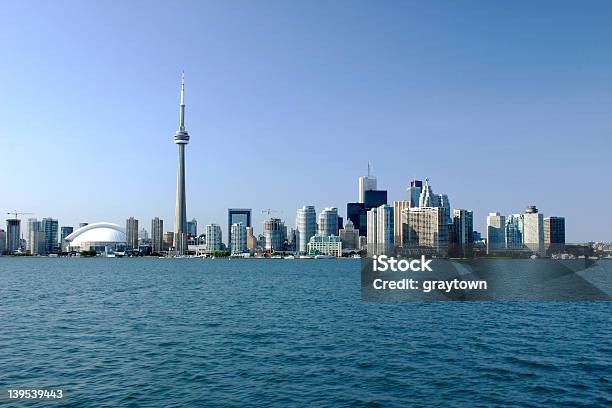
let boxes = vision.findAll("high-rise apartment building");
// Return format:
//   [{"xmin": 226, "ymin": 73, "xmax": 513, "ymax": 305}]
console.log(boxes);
[
  {"xmin": 41, "ymin": 218, "xmax": 58, "ymax": 254},
  {"xmin": 230, "ymin": 223, "xmax": 248, "ymax": 255},
  {"xmin": 205, "ymin": 224, "xmax": 222, "ymax": 252},
  {"xmin": 376, "ymin": 204, "xmax": 394, "ymax": 254},
  {"xmin": 366, "ymin": 207, "xmax": 378, "ymax": 251},
  {"xmin": 505, "ymin": 214, "xmax": 524, "ymax": 249},
  {"xmin": 318, "ymin": 207, "xmax": 339, "ymax": 237},
  {"xmin": 392, "ymin": 200, "xmax": 410, "ymax": 246},
  {"xmin": 452, "ymin": 209, "xmax": 473, "ymax": 245},
  {"xmin": 487, "ymin": 212, "xmax": 506, "ymax": 254},
  {"xmin": 523, "ymin": 206, "xmax": 544, "ymax": 255},
  {"xmin": 27, "ymin": 218, "xmax": 46, "ymax": 255},
  {"xmin": 296, "ymin": 206, "xmax": 317, "ymax": 254},
  {"xmin": 152, "ymin": 217, "xmax": 164, "ymax": 253},
  {"xmin": 228, "ymin": 209, "xmax": 251, "ymax": 250},
  {"xmin": 246, "ymin": 226, "xmax": 257, "ymax": 252},
  {"xmin": 402, "ymin": 206, "xmax": 449, "ymax": 253},
  {"xmin": 26, "ymin": 218, "xmax": 41, "ymax": 254},
  {"xmin": 126, "ymin": 217, "xmax": 139, "ymax": 250},
  {"xmin": 263, "ymin": 218, "xmax": 285, "ymax": 252}
]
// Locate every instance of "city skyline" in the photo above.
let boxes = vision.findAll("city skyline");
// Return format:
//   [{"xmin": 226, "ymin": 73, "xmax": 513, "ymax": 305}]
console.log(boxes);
[{"xmin": 1, "ymin": 1, "xmax": 612, "ymax": 241}]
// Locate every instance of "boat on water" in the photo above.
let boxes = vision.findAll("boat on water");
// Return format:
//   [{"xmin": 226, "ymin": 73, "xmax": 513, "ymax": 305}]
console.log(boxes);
[
  {"xmin": 299, "ymin": 255, "xmax": 313, "ymax": 259},
  {"xmin": 284, "ymin": 255, "xmax": 295, "ymax": 259},
  {"xmin": 314, "ymin": 255, "xmax": 335, "ymax": 259}
]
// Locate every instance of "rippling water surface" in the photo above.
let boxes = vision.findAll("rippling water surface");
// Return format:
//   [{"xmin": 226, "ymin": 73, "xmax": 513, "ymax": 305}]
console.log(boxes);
[{"xmin": 1, "ymin": 258, "xmax": 611, "ymax": 407}]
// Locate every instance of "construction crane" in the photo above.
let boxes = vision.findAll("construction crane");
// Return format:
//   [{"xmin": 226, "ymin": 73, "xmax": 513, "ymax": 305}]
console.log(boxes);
[
  {"xmin": 261, "ymin": 208, "xmax": 280, "ymax": 217},
  {"xmin": 6, "ymin": 210, "xmax": 34, "ymax": 220}
]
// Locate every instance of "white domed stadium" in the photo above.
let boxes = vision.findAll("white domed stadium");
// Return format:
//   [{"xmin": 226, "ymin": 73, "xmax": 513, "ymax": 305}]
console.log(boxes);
[{"xmin": 64, "ymin": 222, "xmax": 127, "ymax": 252}]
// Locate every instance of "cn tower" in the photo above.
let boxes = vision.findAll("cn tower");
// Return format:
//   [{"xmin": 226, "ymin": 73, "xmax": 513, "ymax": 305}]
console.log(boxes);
[{"xmin": 173, "ymin": 72, "xmax": 190, "ymax": 254}]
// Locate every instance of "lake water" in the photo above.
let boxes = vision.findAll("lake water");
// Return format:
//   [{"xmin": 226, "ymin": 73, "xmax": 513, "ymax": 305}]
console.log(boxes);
[{"xmin": 1, "ymin": 258, "xmax": 611, "ymax": 407}]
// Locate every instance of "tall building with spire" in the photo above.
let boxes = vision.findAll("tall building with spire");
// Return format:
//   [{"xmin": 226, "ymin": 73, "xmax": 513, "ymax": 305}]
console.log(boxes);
[
  {"xmin": 358, "ymin": 161, "xmax": 377, "ymax": 203},
  {"xmin": 173, "ymin": 73, "xmax": 190, "ymax": 254}
]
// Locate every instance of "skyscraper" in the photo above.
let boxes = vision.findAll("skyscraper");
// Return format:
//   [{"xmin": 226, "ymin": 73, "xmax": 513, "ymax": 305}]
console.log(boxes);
[
  {"xmin": 419, "ymin": 178, "xmax": 436, "ymax": 207},
  {"xmin": 187, "ymin": 218, "xmax": 198, "ymax": 238},
  {"xmin": 295, "ymin": 205, "xmax": 317, "ymax": 254},
  {"xmin": 263, "ymin": 218, "xmax": 285, "ymax": 252},
  {"xmin": 366, "ymin": 207, "xmax": 377, "ymax": 252},
  {"xmin": 60, "ymin": 226, "xmax": 74, "ymax": 252},
  {"xmin": 523, "ymin": 206, "xmax": 544, "ymax": 255},
  {"xmin": 367, "ymin": 204, "xmax": 395, "ymax": 254},
  {"xmin": 364, "ymin": 190, "xmax": 388, "ymax": 210},
  {"xmin": 205, "ymin": 224, "xmax": 222, "ymax": 252},
  {"xmin": 230, "ymin": 223, "xmax": 248, "ymax": 255},
  {"xmin": 152, "ymin": 217, "xmax": 164, "ymax": 253},
  {"xmin": 26, "ymin": 219, "xmax": 45, "ymax": 255},
  {"xmin": 452, "ymin": 209, "xmax": 473, "ymax": 245},
  {"xmin": 392, "ymin": 200, "xmax": 410, "ymax": 246},
  {"xmin": 376, "ymin": 204, "xmax": 394, "ymax": 254},
  {"xmin": 41, "ymin": 218, "xmax": 58, "ymax": 254},
  {"xmin": 318, "ymin": 207, "xmax": 339, "ymax": 237},
  {"xmin": 486, "ymin": 212, "xmax": 506, "ymax": 254},
  {"xmin": 505, "ymin": 214, "xmax": 524, "ymax": 249},
  {"xmin": 228, "ymin": 209, "xmax": 251, "ymax": 250},
  {"xmin": 402, "ymin": 206, "xmax": 449, "ymax": 253},
  {"xmin": 26, "ymin": 218, "xmax": 41, "ymax": 253},
  {"xmin": 173, "ymin": 73, "xmax": 190, "ymax": 255},
  {"xmin": 358, "ymin": 162, "xmax": 377, "ymax": 203},
  {"xmin": 6, "ymin": 219, "xmax": 21, "ymax": 253},
  {"xmin": 339, "ymin": 219, "xmax": 359, "ymax": 251},
  {"xmin": 126, "ymin": 217, "xmax": 139, "ymax": 250},
  {"xmin": 346, "ymin": 202, "xmax": 366, "ymax": 236},
  {"xmin": 406, "ymin": 179, "xmax": 423, "ymax": 208},
  {"xmin": 544, "ymin": 216, "xmax": 565, "ymax": 247},
  {"xmin": 246, "ymin": 226, "xmax": 257, "ymax": 252}
]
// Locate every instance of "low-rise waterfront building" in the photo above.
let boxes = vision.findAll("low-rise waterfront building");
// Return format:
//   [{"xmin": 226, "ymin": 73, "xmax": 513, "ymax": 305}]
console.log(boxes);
[{"xmin": 307, "ymin": 235, "xmax": 342, "ymax": 257}]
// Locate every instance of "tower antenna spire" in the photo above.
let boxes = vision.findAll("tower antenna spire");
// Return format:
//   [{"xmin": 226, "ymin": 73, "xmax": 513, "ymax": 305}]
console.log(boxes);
[
  {"xmin": 179, "ymin": 71, "xmax": 186, "ymax": 131},
  {"xmin": 367, "ymin": 161, "xmax": 371, "ymax": 177}
]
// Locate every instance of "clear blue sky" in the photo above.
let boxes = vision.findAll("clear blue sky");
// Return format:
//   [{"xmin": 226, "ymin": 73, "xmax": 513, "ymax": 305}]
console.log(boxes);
[{"xmin": 1, "ymin": 0, "xmax": 611, "ymax": 241}]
